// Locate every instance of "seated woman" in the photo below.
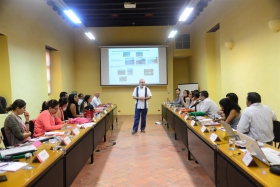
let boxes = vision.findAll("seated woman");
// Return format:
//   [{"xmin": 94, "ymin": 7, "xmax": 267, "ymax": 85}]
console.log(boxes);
[
  {"xmin": 217, "ymin": 93, "xmax": 239, "ymax": 119},
  {"xmin": 33, "ymin": 99, "xmax": 67, "ymax": 137},
  {"xmin": 218, "ymin": 98, "xmax": 241, "ymax": 129},
  {"xmin": 189, "ymin": 91, "xmax": 200, "ymax": 109},
  {"xmin": 80, "ymin": 95, "xmax": 93, "ymax": 113},
  {"xmin": 4, "ymin": 99, "xmax": 31, "ymax": 146},
  {"xmin": 57, "ymin": 97, "xmax": 68, "ymax": 121},
  {"xmin": 65, "ymin": 94, "xmax": 83, "ymax": 119},
  {"xmin": 180, "ymin": 90, "xmax": 190, "ymax": 108},
  {"xmin": 40, "ymin": 100, "xmax": 48, "ymax": 113}
]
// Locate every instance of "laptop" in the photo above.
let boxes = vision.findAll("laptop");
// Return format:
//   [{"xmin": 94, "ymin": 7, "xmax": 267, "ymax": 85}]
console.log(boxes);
[
  {"xmin": 220, "ymin": 121, "xmax": 241, "ymax": 140},
  {"xmin": 238, "ymin": 132, "xmax": 280, "ymax": 166}
]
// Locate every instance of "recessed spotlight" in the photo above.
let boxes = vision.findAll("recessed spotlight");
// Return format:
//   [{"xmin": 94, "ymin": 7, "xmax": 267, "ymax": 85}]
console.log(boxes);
[
  {"xmin": 145, "ymin": 13, "xmax": 153, "ymax": 17},
  {"xmin": 111, "ymin": 14, "xmax": 118, "ymax": 18}
]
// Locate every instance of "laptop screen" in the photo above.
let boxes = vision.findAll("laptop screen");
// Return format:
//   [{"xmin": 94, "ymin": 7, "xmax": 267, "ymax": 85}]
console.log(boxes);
[{"xmin": 237, "ymin": 132, "xmax": 270, "ymax": 166}]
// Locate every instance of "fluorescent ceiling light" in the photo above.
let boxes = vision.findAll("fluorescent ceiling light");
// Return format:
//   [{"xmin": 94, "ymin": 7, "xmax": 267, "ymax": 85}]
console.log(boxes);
[
  {"xmin": 85, "ymin": 32, "xmax": 95, "ymax": 40},
  {"xmin": 179, "ymin": 7, "xmax": 194, "ymax": 21},
  {"xmin": 168, "ymin": 30, "xmax": 177, "ymax": 38},
  {"xmin": 64, "ymin": 10, "xmax": 81, "ymax": 24}
]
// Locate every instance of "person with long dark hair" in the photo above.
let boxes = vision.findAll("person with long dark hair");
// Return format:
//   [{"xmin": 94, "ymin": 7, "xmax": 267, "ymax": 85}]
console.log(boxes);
[
  {"xmin": 80, "ymin": 95, "xmax": 93, "ymax": 113},
  {"xmin": 33, "ymin": 99, "xmax": 67, "ymax": 137},
  {"xmin": 218, "ymin": 98, "xmax": 241, "ymax": 129},
  {"xmin": 180, "ymin": 90, "xmax": 190, "ymax": 108},
  {"xmin": 57, "ymin": 97, "xmax": 68, "ymax": 121},
  {"xmin": 65, "ymin": 94, "xmax": 83, "ymax": 119},
  {"xmin": 218, "ymin": 92, "xmax": 239, "ymax": 119},
  {"xmin": 226, "ymin": 93, "xmax": 238, "ymax": 104},
  {"xmin": 4, "ymin": 99, "xmax": 31, "ymax": 146},
  {"xmin": 40, "ymin": 100, "xmax": 48, "ymax": 113},
  {"xmin": 189, "ymin": 91, "xmax": 200, "ymax": 109}
]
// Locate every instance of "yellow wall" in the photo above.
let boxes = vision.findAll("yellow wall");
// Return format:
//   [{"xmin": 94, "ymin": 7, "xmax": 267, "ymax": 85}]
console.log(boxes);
[
  {"xmin": 188, "ymin": 0, "xmax": 280, "ymax": 115},
  {"xmin": 0, "ymin": 35, "xmax": 12, "ymax": 105},
  {"xmin": 0, "ymin": 0, "xmax": 76, "ymax": 120},
  {"xmin": 173, "ymin": 57, "xmax": 189, "ymax": 92},
  {"xmin": 74, "ymin": 26, "xmax": 175, "ymax": 115}
]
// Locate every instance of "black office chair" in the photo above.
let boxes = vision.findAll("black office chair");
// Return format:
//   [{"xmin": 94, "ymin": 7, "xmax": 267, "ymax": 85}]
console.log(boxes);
[
  {"xmin": 273, "ymin": 121, "xmax": 280, "ymax": 149},
  {"xmin": 1, "ymin": 127, "xmax": 9, "ymax": 148},
  {"xmin": 29, "ymin": 120, "xmax": 35, "ymax": 138}
]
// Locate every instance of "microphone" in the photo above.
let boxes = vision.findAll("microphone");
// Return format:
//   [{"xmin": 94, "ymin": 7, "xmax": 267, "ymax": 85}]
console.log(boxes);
[{"xmin": 190, "ymin": 101, "xmax": 200, "ymax": 108}]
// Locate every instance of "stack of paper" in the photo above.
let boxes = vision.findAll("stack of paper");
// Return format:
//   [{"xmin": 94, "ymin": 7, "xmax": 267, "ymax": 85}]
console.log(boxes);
[{"xmin": 0, "ymin": 162, "xmax": 28, "ymax": 172}]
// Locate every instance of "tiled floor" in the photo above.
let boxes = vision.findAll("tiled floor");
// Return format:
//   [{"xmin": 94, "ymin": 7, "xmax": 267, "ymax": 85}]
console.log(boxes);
[{"xmin": 71, "ymin": 115, "xmax": 215, "ymax": 187}]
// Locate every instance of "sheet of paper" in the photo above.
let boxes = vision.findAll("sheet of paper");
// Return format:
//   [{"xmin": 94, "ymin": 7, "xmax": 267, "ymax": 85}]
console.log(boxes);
[
  {"xmin": 203, "ymin": 122, "xmax": 220, "ymax": 126},
  {"xmin": 0, "ymin": 162, "xmax": 28, "ymax": 172},
  {"xmin": 45, "ymin": 132, "xmax": 65, "ymax": 136},
  {"xmin": 218, "ymin": 127, "xmax": 237, "ymax": 132}
]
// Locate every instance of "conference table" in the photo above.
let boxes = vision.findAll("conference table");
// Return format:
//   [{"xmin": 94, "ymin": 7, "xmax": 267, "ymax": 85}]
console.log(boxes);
[
  {"xmin": 1, "ymin": 105, "xmax": 117, "ymax": 187},
  {"xmin": 161, "ymin": 104, "xmax": 280, "ymax": 187}
]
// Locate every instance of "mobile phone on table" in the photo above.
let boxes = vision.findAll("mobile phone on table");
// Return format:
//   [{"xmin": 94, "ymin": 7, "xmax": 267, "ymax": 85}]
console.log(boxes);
[{"xmin": 0, "ymin": 175, "xmax": 7, "ymax": 182}]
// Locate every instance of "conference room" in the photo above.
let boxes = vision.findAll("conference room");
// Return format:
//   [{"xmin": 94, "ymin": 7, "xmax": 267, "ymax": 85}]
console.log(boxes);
[{"xmin": 0, "ymin": 0, "xmax": 280, "ymax": 186}]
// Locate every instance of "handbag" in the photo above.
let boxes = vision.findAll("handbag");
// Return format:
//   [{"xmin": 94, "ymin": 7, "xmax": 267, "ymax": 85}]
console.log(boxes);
[{"xmin": 84, "ymin": 109, "xmax": 94, "ymax": 119}]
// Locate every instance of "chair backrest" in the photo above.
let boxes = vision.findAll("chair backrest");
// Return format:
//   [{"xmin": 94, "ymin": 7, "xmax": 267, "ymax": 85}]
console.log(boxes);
[
  {"xmin": 29, "ymin": 120, "xmax": 35, "ymax": 138},
  {"xmin": 1, "ymin": 127, "xmax": 9, "ymax": 147},
  {"xmin": 273, "ymin": 121, "xmax": 280, "ymax": 142}
]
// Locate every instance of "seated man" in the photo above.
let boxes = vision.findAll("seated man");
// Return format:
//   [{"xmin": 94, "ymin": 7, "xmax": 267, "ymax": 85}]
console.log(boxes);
[
  {"xmin": 237, "ymin": 92, "xmax": 277, "ymax": 144},
  {"xmin": 198, "ymin": 90, "xmax": 219, "ymax": 118},
  {"xmin": 175, "ymin": 88, "xmax": 183, "ymax": 105},
  {"xmin": 91, "ymin": 92, "xmax": 102, "ymax": 108},
  {"xmin": 59, "ymin": 91, "xmax": 68, "ymax": 98},
  {"xmin": 78, "ymin": 93, "xmax": 84, "ymax": 106}
]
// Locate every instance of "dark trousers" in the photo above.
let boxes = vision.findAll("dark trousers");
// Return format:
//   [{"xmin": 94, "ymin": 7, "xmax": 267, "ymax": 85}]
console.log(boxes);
[{"xmin": 133, "ymin": 107, "xmax": 148, "ymax": 132}]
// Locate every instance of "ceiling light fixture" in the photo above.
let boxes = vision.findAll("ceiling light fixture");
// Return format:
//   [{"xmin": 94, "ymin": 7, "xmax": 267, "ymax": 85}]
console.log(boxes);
[
  {"xmin": 52, "ymin": 0, "xmax": 99, "ymax": 45},
  {"xmin": 165, "ymin": 0, "xmax": 200, "ymax": 43},
  {"xmin": 179, "ymin": 8, "xmax": 194, "ymax": 21},
  {"xmin": 124, "ymin": 2, "xmax": 136, "ymax": 8},
  {"xmin": 63, "ymin": 10, "xmax": 81, "ymax": 24},
  {"xmin": 85, "ymin": 32, "xmax": 95, "ymax": 40},
  {"xmin": 168, "ymin": 30, "xmax": 177, "ymax": 38}
]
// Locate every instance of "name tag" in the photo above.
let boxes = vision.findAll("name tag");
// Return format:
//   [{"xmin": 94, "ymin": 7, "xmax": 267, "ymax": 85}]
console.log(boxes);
[
  {"xmin": 72, "ymin": 128, "xmax": 80, "ymax": 135},
  {"xmin": 35, "ymin": 149, "xmax": 49, "ymax": 163},
  {"xmin": 210, "ymin": 133, "xmax": 220, "ymax": 142},
  {"xmin": 184, "ymin": 115, "xmax": 188, "ymax": 120},
  {"xmin": 104, "ymin": 110, "xmax": 107, "ymax": 114},
  {"xmin": 92, "ymin": 118, "xmax": 96, "ymax": 122},
  {"xmin": 178, "ymin": 110, "xmax": 182, "ymax": 115},
  {"xmin": 173, "ymin": 108, "xmax": 177, "ymax": 113},
  {"xmin": 242, "ymin": 152, "xmax": 257, "ymax": 166},
  {"xmin": 61, "ymin": 136, "xmax": 71, "ymax": 146},
  {"xmin": 191, "ymin": 120, "xmax": 196, "ymax": 126},
  {"xmin": 201, "ymin": 126, "xmax": 209, "ymax": 133}
]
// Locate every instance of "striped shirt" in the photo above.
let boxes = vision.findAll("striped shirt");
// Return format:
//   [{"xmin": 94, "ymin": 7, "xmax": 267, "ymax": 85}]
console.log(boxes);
[{"xmin": 237, "ymin": 103, "xmax": 277, "ymax": 142}]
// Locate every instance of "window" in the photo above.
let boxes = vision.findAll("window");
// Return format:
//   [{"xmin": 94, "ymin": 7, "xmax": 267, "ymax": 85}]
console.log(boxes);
[
  {"xmin": 175, "ymin": 34, "xmax": 190, "ymax": 49},
  {"xmin": 45, "ymin": 49, "xmax": 51, "ymax": 95}
]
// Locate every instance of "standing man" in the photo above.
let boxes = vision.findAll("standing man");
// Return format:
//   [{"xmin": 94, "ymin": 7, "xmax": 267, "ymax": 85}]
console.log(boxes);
[
  {"xmin": 237, "ymin": 92, "xmax": 277, "ymax": 145},
  {"xmin": 91, "ymin": 92, "xmax": 102, "ymax": 108},
  {"xmin": 132, "ymin": 79, "xmax": 152, "ymax": 134}
]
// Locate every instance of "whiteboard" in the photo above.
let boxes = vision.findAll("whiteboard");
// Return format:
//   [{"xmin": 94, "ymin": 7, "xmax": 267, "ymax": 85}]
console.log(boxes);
[{"xmin": 178, "ymin": 83, "xmax": 199, "ymax": 92}]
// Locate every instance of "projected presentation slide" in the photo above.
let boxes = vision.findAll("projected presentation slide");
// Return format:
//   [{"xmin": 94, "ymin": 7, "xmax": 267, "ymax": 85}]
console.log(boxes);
[{"xmin": 108, "ymin": 48, "xmax": 159, "ymax": 84}]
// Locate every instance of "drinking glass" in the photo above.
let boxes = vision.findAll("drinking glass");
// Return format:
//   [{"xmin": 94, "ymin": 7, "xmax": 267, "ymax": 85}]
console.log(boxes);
[{"xmin": 228, "ymin": 136, "xmax": 237, "ymax": 151}]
